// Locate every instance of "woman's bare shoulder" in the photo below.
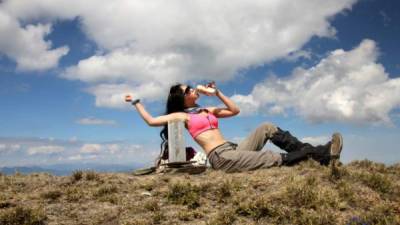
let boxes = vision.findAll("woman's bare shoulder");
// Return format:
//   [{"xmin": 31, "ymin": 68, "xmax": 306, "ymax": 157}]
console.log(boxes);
[
  {"xmin": 168, "ymin": 112, "xmax": 189, "ymax": 121},
  {"xmin": 205, "ymin": 106, "xmax": 217, "ymax": 113}
]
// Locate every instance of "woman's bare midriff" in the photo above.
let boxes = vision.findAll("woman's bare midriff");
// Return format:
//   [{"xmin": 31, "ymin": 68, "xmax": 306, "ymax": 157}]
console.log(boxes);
[{"xmin": 193, "ymin": 129, "xmax": 227, "ymax": 155}]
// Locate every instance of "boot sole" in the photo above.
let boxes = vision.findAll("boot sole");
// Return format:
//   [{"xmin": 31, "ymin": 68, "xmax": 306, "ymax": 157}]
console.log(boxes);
[{"xmin": 330, "ymin": 133, "xmax": 343, "ymax": 159}]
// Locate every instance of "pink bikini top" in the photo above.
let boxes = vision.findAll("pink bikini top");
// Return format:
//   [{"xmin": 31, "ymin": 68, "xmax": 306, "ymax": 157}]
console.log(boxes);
[{"xmin": 187, "ymin": 111, "xmax": 219, "ymax": 138}]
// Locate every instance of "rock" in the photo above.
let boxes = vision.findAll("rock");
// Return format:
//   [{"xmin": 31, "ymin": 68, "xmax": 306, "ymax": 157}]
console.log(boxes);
[{"xmin": 140, "ymin": 191, "xmax": 152, "ymax": 196}]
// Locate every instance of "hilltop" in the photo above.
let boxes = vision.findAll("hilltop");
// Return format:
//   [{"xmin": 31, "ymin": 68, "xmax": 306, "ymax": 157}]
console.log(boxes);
[{"xmin": 0, "ymin": 160, "xmax": 399, "ymax": 225}]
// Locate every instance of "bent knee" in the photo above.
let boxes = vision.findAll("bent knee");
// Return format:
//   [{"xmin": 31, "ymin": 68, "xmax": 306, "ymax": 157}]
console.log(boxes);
[{"xmin": 257, "ymin": 122, "xmax": 278, "ymax": 134}]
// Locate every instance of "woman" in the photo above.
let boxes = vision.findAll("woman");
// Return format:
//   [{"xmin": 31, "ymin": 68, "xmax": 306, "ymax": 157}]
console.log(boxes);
[{"xmin": 126, "ymin": 83, "xmax": 343, "ymax": 173}]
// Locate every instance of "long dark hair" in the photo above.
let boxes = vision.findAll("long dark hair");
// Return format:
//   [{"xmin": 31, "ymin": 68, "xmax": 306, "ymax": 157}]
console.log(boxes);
[{"xmin": 158, "ymin": 84, "xmax": 186, "ymax": 162}]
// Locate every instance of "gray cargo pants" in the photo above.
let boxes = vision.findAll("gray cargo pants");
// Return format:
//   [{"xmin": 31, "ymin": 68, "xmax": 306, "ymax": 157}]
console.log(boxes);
[{"xmin": 208, "ymin": 123, "xmax": 283, "ymax": 173}]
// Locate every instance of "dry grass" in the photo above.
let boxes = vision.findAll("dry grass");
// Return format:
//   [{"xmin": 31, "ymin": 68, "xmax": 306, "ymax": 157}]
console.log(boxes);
[{"xmin": 0, "ymin": 159, "xmax": 399, "ymax": 224}]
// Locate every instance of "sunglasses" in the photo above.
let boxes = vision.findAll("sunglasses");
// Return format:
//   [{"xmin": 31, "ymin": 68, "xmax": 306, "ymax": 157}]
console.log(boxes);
[{"xmin": 184, "ymin": 85, "xmax": 193, "ymax": 95}]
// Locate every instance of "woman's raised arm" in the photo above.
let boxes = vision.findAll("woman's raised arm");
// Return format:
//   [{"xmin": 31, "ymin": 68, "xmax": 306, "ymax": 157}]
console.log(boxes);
[
  {"xmin": 135, "ymin": 103, "xmax": 186, "ymax": 126},
  {"xmin": 126, "ymin": 96, "xmax": 186, "ymax": 127},
  {"xmin": 207, "ymin": 87, "xmax": 240, "ymax": 118}
]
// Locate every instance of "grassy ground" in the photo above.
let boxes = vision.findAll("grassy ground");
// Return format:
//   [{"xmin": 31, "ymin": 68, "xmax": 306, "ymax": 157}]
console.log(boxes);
[{"xmin": 0, "ymin": 159, "xmax": 399, "ymax": 225}]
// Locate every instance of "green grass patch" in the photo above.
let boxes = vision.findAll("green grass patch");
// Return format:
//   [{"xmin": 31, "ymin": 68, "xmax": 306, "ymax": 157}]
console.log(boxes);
[
  {"xmin": 40, "ymin": 190, "xmax": 62, "ymax": 201},
  {"xmin": 0, "ymin": 206, "xmax": 47, "ymax": 225},
  {"xmin": 71, "ymin": 170, "xmax": 83, "ymax": 182},
  {"xmin": 207, "ymin": 210, "xmax": 236, "ymax": 225},
  {"xmin": 166, "ymin": 182, "xmax": 201, "ymax": 209}
]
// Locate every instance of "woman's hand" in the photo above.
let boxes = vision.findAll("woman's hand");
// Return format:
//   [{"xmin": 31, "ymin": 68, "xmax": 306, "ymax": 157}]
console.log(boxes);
[
  {"xmin": 206, "ymin": 81, "xmax": 216, "ymax": 89},
  {"xmin": 196, "ymin": 81, "xmax": 218, "ymax": 96},
  {"xmin": 207, "ymin": 82, "xmax": 240, "ymax": 117}
]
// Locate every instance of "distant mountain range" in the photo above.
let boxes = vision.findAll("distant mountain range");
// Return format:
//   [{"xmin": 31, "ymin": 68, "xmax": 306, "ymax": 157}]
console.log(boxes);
[{"xmin": 0, "ymin": 163, "xmax": 146, "ymax": 176}]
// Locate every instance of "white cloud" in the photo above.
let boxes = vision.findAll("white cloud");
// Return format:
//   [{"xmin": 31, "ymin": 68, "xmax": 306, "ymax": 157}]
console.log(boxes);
[
  {"xmin": 63, "ymin": 49, "xmax": 186, "ymax": 83},
  {"xmin": 0, "ymin": 137, "xmax": 156, "ymax": 167},
  {"xmin": 68, "ymin": 154, "xmax": 97, "ymax": 161},
  {"xmin": 80, "ymin": 144, "xmax": 102, "ymax": 154},
  {"xmin": 86, "ymin": 82, "xmax": 166, "ymax": 108},
  {"xmin": 1, "ymin": 0, "xmax": 356, "ymax": 105},
  {"xmin": 106, "ymin": 144, "xmax": 120, "ymax": 154},
  {"xmin": 0, "ymin": 144, "xmax": 21, "ymax": 153},
  {"xmin": 233, "ymin": 39, "xmax": 400, "ymax": 125},
  {"xmin": 230, "ymin": 136, "xmax": 245, "ymax": 144},
  {"xmin": 230, "ymin": 95, "xmax": 260, "ymax": 116},
  {"xmin": 124, "ymin": 144, "xmax": 146, "ymax": 154},
  {"xmin": 67, "ymin": 154, "xmax": 82, "ymax": 161},
  {"xmin": 301, "ymin": 136, "xmax": 330, "ymax": 146},
  {"xmin": 0, "ymin": 9, "xmax": 68, "ymax": 71},
  {"xmin": 79, "ymin": 143, "xmax": 138, "ymax": 155},
  {"xmin": 77, "ymin": 117, "xmax": 117, "ymax": 126},
  {"xmin": 27, "ymin": 145, "xmax": 64, "ymax": 155},
  {"xmin": 69, "ymin": 136, "xmax": 78, "ymax": 143}
]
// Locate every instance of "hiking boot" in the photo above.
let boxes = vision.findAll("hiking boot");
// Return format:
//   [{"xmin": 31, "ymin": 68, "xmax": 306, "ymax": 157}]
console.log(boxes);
[
  {"xmin": 275, "ymin": 128, "xmax": 343, "ymax": 166},
  {"xmin": 271, "ymin": 127, "xmax": 312, "ymax": 153},
  {"xmin": 311, "ymin": 142, "xmax": 331, "ymax": 166},
  {"xmin": 316, "ymin": 133, "xmax": 343, "ymax": 166}
]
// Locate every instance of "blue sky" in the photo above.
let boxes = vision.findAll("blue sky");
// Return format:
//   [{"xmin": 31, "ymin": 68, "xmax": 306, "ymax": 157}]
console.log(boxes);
[{"xmin": 0, "ymin": 0, "xmax": 399, "ymax": 167}]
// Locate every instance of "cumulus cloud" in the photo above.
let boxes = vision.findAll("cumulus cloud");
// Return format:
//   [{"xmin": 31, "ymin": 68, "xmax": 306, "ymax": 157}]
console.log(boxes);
[
  {"xmin": 229, "ymin": 95, "xmax": 260, "ymax": 116},
  {"xmin": 27, "ymin": 145, "xmax": 64, "ymax": 155},
  {"xmin": 1, "ymin": 0, "xmax": 356, "ymax": 105},
  {"xmin": 86, "ymin": 82, "xmax": 166, "ymax": 108},
  {"xmin": 0, "ymin": 8, "xmax": 68, "ymax": 71},
  {"xmin": 77, "ymin": 117, "xmax": 117, "ymax": 126},
  {"xmin": 233, "ymin": 39, "xmax": 400, "ymax": 125}
]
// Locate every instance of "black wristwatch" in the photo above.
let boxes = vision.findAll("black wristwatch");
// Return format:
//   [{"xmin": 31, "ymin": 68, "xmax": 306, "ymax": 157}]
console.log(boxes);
[{"xmin": 131, "ymin": 99, "xmax": 140, "ymax": 105}]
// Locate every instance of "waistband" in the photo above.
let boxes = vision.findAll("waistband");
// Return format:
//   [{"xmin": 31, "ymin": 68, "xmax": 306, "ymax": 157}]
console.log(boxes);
[{"xmin": 207, "ymin": 141, "xmax": 237, "ymax": 157}]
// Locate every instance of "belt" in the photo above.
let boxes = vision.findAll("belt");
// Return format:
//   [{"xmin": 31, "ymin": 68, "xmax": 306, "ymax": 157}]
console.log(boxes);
[{"xmin": 207, "ymin": 141, "xmax": 238, "ymax": 157}]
